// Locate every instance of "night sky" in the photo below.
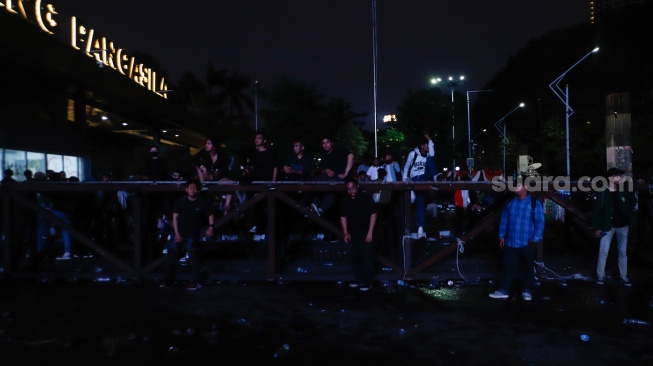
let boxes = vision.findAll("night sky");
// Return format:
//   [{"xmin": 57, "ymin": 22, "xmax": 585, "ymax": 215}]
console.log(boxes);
[{"xmin": 55, "ymin": 0, "xmax": 588, "ymax": 129}]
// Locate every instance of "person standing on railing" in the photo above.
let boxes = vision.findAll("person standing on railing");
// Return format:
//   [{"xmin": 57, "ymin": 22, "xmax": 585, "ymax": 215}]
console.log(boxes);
[{"xmin": 402, "ymin": 133, "xmax": 437, "ymax": 239}]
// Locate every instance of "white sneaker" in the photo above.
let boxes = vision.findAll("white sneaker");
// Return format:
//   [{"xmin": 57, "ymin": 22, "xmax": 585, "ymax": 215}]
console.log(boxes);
[
  {"xmin": 179, "ymin": 253, "xmax": 190, "ymax": 262},
  {"xmin": 56, "ymin": 252, "xmax": 71, "ymax": 260},
  {"xmin": 249, "ymin": 226, "xmax": 258, "ymax": 233},
  {"xmin": 417, "ymin": 226, "xmax": 426, "ymax": 239}
]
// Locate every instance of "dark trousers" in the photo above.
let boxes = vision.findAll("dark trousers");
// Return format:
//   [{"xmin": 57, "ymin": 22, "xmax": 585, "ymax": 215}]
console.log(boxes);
[
  {"xmin": 350, "ymin": 228, "xmax": 376, "ymax": 285},
  {"xmin": 498, "ymin": 245, "xmax": 535, "ymax": 294},
  {"xmin": 164, "ymin": 237, "xmax": 201, "ymax": 282}
]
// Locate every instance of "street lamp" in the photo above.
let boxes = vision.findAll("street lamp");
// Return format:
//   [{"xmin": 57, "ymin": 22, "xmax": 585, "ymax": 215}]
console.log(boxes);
[
  {"xmin": 431, "ymin": 75, "xmax": 465, "ymax": 180},
  {"xmin": 548, "ymin": 47, "xmax": 599, "ymax": 177},
  {"xmin": 466, "ymin": 89, "xmax": 493, "ymax": 171},
  {"xmin": 494, "ymin": 103, "xmax": 525, "ymax": 178}
]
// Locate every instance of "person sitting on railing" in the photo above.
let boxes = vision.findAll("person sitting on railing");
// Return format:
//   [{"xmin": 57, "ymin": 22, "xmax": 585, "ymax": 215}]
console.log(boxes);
[
  {"xmin": 194, "ymin": 137, "xmax": 234, "ymax": 216},
  {"xmin": 309, "ymin": 134, "xmax": 354, "ymax": 217}
]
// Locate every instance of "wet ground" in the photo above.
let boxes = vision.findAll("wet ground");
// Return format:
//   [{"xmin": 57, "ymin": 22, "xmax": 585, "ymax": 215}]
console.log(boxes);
[{"xmin": 1, "ymin": 273, "xmax": 652, "ymax": 366}]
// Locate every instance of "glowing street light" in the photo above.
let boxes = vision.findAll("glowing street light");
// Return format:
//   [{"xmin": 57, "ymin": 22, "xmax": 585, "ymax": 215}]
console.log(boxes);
[
  {"xmin": 494, "ymin": 103, "xmax": 526, "ymax": 178},
  {"xmin": 549, "ymin": 47, "xmax": 599, "ymax": 177}
]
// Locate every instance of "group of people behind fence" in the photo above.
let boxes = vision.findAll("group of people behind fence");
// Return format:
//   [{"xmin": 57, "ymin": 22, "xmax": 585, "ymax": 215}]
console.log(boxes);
[{"xmin": 1, "ymin": 132, "xmax": 638, "ymax": 295}]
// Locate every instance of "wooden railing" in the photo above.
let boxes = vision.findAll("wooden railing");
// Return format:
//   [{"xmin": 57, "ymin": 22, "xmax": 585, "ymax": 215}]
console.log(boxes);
[{"xmin": 1, "ymin": 180, "xmax": 651, "ymax": 281}]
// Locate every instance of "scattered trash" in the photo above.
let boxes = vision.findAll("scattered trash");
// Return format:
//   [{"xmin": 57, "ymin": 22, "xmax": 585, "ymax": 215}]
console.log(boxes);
[
  {"xmin": 623, "ymin": 318, "xmax": 650, "ymax": 327},
  {"xmin": 273, "ymin": 343, "xmax": 290, "ymax": 358},
  {"xmin": 399, "ymin": 328, "xmax": 407, "ymax": 336},
  {"xmin": 580, "ymin": 334, "xmax": 589, "ymax": 342}
]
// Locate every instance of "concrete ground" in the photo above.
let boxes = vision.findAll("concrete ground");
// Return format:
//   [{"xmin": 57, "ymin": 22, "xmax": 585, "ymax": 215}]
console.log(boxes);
[{"xmin": 1, "ymin": 270, "xmax": 652, "ymax": 366}]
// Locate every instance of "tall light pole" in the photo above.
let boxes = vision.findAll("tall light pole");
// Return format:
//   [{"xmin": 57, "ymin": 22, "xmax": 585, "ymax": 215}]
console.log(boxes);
[
  {"xmin": 549, "ymin": 47, "xmax": 599, "ymax": 177},
  {"xmin": 466, "ymin": 89, "xmax": 493, "ymax": 172},
  {"xmin": 494, "ymin": 103, "xmax": 525, "ymax": 178},
  {"xmin": 432, "ymin": 75, "xmax": 464, "ymax": 180},
  {"xmin": 372, "ymin": 0, "xmax": 379, "ymax": 157}
]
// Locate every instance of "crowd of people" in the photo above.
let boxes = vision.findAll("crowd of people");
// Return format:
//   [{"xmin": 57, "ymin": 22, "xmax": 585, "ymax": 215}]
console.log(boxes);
[{"xmin": 0, "ymin": 134, "xmax": 638, "ymax": 294}]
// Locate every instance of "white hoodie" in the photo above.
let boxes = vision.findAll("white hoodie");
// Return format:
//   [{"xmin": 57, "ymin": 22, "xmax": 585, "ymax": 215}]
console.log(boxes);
[{"xmin": 402, "ymin": 140, "xmax": 434, "ymax": 181}]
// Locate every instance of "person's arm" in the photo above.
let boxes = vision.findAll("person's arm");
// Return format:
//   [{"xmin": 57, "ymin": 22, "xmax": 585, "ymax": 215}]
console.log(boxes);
[
  {"xmin": 340, "ymin": 216, "xmax": 351, "ymax": 243},
  {"xmin": 402, "ymin": 152, "xmax": 413, "ymax": 181},
  {"xmin": 366, "ymin": 213, "xmax": 377, "ymax": 243},
  {"xmin": 498, "ymin": 204, "xmax": 509, "ymax": 247},
  {"xmin": 272, "ymin": 166, "xmax": 278, "ymax": 182},
  {"xmin": 173, "ymin": 212, "xmax": 182, "ymax": 242},
  {"xmin": 532, "ymin": 201, "xmax": 545, "ymax": 242},
  {"xmin": 206, "ymin": 213, "xmax": 215, "ymax": 238},
  {"xmin": 340, "ymin": 153, "xmax": 355, "ymax": 178}
]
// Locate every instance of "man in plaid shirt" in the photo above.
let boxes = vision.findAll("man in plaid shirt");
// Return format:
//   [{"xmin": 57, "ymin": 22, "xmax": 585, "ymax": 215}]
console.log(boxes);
[{"xmin": 489, "ymin": 184, "xmax": 544, "ymax": 301}]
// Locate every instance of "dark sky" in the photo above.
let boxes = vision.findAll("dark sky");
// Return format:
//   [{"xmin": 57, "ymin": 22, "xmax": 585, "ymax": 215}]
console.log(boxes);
[{"xmin": 56, "ymin": 0, "xmax": 588, "ymax": 130}]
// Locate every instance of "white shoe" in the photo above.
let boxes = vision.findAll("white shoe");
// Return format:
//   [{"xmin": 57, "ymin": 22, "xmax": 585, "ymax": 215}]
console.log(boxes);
[
  {"xmin": 249, "ymin": 226, "xmax": 258, "ymax": 233},
  {"xmin": 417, "ymin": 226, "xmax": 426, "ymax": 239},
  {"xmin": 56, "ymin": 252, "xmax": 71, "ymax": 260}
]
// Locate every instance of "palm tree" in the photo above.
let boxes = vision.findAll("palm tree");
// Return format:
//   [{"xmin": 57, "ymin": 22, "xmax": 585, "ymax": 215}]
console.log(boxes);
[{"xmin": 216, "ymin": 71, "xmax": 254, "ymax": 117}]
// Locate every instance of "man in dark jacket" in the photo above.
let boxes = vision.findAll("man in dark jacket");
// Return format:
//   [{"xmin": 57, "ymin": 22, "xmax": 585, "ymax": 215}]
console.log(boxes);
[{"xmin": 592, "ymin": 167, "xmax": 636, "ymax": 286}]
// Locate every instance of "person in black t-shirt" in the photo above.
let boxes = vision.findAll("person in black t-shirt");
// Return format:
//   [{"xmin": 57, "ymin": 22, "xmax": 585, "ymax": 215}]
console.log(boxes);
[
  {"xmin": 161, "ymin": 179, "xmax": 214, "ymax": 290},
  {"xmin": 310, "ymin": 135, "xmax": 354, "ymax": 217},
  {"xmin": 340, "ymin": 177, "xmax": 377, "ymax": 291}
]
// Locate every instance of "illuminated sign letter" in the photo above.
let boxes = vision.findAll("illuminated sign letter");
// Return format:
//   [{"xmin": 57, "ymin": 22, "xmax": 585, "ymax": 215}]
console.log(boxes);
[{"xmin": 35, "ymin": 1, "xmax": 59, "ymax": 34}]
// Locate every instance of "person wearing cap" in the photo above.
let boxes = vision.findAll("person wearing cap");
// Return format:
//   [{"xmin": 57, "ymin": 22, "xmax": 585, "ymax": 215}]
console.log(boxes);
[{"xmin": 592, "ymin": 167, "xmax": 636, "ymax": 286}]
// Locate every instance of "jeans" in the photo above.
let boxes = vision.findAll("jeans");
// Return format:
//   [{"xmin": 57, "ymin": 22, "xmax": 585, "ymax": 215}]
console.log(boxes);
[
  {"xmin": 498, "ymin": 245, "xmax": 535, "ymax": 295},
  {"xmin": 165, "ymin": 236, "xmax": 201, "ymax": 282},
  {"xmin": 39, "ymin": 208, "xmax": 71, "ymax": 254},
  {"xmin": 596, "ymin": 225, "xmax": 629, "ymax": 279}
]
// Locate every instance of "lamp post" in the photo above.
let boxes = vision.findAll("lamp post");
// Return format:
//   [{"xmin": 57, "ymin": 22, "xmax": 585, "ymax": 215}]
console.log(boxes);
[
  {"xmin": 432, "ymin": 75, "xmax": 464, "ymax": 180},
  {"xmin": 548, "ymin": 47, "xmax": 599, "ymax": 177},
  {"xmin": 466, "ymin": 89, "xmax": 493, "ymax": 172},
  {"xmin": 494, "ymin": 103, "xmax": 525, "ymax": 178}
]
